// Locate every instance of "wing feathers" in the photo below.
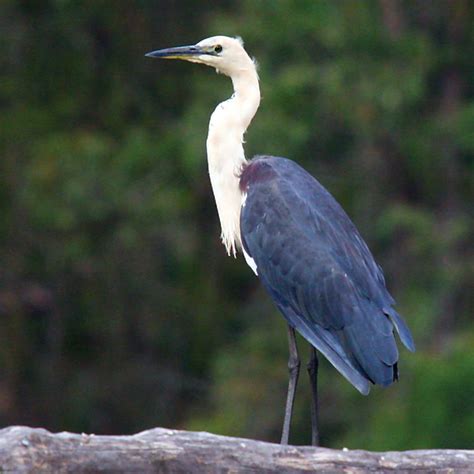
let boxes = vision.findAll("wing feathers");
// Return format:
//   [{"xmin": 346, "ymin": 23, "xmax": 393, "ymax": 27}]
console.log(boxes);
[
  {"xmin": 384, "ymin": 307, "xmax": 416, "ymax": 352},
  {"xmin": 240, "ymin": 156, "xmax": 415, "ymax": 392},
  {"xmin": 276, "ymin": 300, "xmax": 371, "ymax": 395}
]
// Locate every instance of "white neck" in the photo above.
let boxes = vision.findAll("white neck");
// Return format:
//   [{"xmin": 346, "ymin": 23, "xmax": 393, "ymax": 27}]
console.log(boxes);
[{"xmin": 206, "ymin": 66, "xmax": 260, "ymax": 256}]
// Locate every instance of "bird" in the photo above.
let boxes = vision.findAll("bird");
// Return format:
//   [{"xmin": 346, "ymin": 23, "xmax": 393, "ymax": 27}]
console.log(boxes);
[{"xmin": 146, "ymin": 36, "xmax": 415, "ymax": 446}]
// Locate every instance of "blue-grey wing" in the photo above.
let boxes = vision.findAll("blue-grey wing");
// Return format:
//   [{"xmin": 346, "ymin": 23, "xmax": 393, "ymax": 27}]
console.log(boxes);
[{"xmin": 240, "ymin": 156, "xmax": 415, "ymax": 394}]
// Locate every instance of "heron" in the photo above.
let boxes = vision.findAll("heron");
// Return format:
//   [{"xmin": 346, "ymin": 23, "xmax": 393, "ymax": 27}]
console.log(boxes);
[{"xmin": 146, "ymin": 36, "xmax": 415, "ymax": 446}]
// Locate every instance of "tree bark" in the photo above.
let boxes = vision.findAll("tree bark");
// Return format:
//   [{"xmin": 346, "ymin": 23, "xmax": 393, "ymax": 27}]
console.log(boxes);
[{"xmin": 0, "ymin": 425, "xmax": 472, "ymax": 473}]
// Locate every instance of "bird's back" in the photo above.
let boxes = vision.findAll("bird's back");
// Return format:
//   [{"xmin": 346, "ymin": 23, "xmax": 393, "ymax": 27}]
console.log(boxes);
[{"xmin": 240, "ymin": 156, "xmax": 415, "ymax": 394}]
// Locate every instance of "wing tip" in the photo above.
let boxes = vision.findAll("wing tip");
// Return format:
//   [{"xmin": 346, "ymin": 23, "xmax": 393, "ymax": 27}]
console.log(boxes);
[
  {"xmin": 385, "ymin": 307, "xmax": 416, "ymax": 353},
  {"xmin": 356, "ymin": 380, "xmax": 371, "ymax": 395},
  {"xmin": 298, "ymin": 325, "xmax": 372, "ymax": 395}
]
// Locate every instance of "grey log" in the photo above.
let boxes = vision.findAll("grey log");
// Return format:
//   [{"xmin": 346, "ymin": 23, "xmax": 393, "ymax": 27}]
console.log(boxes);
[{"xmin": 0, "ymin": 426, "xmax": 472, "ymax": 473}]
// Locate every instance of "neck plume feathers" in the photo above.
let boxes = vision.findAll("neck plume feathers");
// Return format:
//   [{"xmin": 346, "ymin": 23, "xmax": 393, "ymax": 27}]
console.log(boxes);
[{"xmin": 206, "ymin": 63, "xmax": 260, "ymax": 256}]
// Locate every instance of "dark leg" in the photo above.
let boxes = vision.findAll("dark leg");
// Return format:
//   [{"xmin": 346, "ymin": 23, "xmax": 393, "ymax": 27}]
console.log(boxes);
[
  {"xmin": 281, "ymin": 325, "xmax": 300, "ymax": 445},
  {"xmin": 307, "ymin": 345, "xmax": 320, "ymax": 446}
]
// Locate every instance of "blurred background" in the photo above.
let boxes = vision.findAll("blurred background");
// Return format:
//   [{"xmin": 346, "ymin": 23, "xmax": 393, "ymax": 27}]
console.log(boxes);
[{"xmin": 1, "ymin": 0, "xmax": 473, "ymax": 450}]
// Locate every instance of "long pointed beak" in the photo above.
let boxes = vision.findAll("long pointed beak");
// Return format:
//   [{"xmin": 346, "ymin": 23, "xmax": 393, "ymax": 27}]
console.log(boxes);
[{"xmin": 145, "ymin": 44, "xmax": 205, "ymax": 60}]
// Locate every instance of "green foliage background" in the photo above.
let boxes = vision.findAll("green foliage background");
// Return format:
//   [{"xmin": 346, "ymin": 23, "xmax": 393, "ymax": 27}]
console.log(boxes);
[{"xmin": 1, "ymin": 0, "xmax": 473, "ymax": 448}]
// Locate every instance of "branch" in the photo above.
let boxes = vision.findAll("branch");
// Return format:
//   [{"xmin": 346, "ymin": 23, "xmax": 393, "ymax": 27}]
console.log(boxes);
[{"xmin": 0, "ymin": 426, "xmax": 472, "ymax": 473}]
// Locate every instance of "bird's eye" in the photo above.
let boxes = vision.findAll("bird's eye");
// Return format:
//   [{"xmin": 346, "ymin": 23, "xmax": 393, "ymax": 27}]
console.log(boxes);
[{"xmin": 214, "ymin": 45, "xmax": 223, "ymax": 54}]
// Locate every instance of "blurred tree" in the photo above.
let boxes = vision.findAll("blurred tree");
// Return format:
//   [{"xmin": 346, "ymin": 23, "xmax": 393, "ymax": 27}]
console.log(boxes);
[{"xmin": 0, "ymin": 0, "xmax": 472, "ymax": 449}]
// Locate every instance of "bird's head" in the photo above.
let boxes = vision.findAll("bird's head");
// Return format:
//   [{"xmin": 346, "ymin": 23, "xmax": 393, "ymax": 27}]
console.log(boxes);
[{"xmin": 146, "ymin": 35, "xmax": 255, "ymax": 77}]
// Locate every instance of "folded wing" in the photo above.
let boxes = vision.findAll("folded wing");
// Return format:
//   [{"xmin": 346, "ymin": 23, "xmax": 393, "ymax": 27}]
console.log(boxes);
[{"xmin": 240, "ymin": 156, "xmax": 415, "ymax": 394}]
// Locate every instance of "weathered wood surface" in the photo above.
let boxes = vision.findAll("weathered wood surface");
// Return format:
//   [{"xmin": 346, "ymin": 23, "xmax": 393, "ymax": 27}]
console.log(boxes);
[{"xmin": 0, "ymin": 425, "xmax": 472, "ymax": 473}]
